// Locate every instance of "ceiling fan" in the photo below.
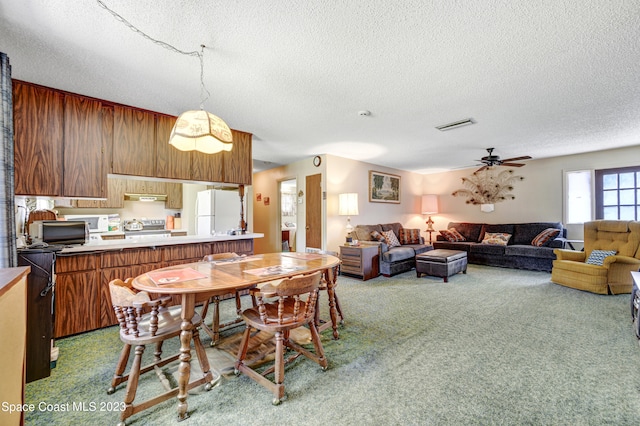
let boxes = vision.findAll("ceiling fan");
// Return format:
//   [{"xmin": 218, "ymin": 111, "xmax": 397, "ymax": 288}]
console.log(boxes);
[{"xmin": 475, "ymin": 148, "xmax": 532, "ymax": 172}]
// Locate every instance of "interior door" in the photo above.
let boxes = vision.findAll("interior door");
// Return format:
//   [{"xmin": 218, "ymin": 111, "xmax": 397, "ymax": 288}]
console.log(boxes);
[{"xmin": 305, "ymin": 174, "xmax": 322, "ymax": 249}]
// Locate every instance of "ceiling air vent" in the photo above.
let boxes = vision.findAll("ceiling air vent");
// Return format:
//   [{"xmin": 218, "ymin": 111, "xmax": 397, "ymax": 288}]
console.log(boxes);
[{"xmin": 435, "ymin": 118, "xmax": 475, "ymax": 131}]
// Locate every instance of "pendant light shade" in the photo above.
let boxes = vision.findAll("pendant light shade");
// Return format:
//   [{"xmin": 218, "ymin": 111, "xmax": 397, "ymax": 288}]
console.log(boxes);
[{"xmin": 169, "ymin": 110, "xmax": 233, "ymax": 154}]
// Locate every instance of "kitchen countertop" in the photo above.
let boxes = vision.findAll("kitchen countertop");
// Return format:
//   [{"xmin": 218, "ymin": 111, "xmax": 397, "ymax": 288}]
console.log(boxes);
[{"xmin": 58, "ymin": 232, "xmax": 264, "ymax": 254}]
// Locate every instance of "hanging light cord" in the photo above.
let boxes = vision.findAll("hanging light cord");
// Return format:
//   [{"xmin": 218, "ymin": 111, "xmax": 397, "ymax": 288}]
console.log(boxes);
[{"xmin": 96, "ymin": 0, "xmax": 210, "ymax": 108}]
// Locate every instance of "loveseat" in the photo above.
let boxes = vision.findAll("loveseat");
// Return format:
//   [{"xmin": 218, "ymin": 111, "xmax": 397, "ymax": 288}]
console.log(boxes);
[
  {"xmin": 432, "ymin": 222, "xmax": 567, "ymax": 272},
  {"xmin": 349, "ymin": 223, "xmax": 432, "ymax": 277}
]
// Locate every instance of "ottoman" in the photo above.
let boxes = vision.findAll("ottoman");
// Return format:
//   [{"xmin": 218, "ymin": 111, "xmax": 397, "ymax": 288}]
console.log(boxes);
[{"xmin": 416, "ymin": 249, "xmax": 467, "ymax": 282}]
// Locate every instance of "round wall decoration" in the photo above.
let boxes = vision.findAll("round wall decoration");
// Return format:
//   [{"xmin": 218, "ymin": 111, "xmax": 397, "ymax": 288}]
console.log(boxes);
[{"xmin": 313, "ymin": 156, "xmax": 322, "ymax": 167}]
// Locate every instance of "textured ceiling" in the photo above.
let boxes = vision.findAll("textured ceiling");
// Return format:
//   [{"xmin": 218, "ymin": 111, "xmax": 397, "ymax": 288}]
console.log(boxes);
[{"xmin": 1, "ymin": 0, "xmax": 640, "ymax": 173}]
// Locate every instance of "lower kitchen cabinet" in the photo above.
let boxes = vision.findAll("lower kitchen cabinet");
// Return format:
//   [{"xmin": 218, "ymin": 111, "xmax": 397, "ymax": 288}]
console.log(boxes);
[
  {"xmin": 52, "ymin": 239, "xmax": 255, "ymax": 337},
  {"xmin": 54, "ymin": 271, "xmax": 100, "ymax": 338}
]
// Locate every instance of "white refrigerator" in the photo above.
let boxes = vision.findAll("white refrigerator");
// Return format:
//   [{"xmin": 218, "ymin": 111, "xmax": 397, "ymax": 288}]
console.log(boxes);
[{"xmin": 195, "ymin": 189, "xmax": 243, "ymax": 236}]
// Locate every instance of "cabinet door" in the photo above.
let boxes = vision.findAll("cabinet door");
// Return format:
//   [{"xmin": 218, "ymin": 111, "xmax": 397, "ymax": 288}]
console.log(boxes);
[
  {"xmin": 76, "ymin": 177, "xmax": 126, "ymax": 208},
  {"xmin": 156, "ymin": 114, "xmax": 191, "ymax": 179},
  {"xmin": 223, "ymin": 130, "xmax": 253, "ymax": 185},
  {"xmin": 54, "ymin": 271, "xmax": 100, "ymax": 337},
  {"xmin": 191, "ymin": 151, "xmax": 224, "ymax": 183},
  {"xmin": 102, "ymin": 177, "xmax": 126, "ymax": 208},
  {"xmin": 112, "ymin": 105, "xmax": 156, "ymax": 176},
  {"xmin": 165, "ymin": 182, "xmax": 183, "ymax": 209},
  {"xmin": 13, "ymin": 81, "xmax": 64, "ymax": 196},
  {"xmin": 63, "ymin": 94, "xmax": 107, "ymax": 198}
]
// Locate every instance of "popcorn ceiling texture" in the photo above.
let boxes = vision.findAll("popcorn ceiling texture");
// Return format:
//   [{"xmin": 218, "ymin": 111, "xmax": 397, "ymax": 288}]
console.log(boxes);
[{"xmin": 1, "ymin": 1, "xmax": 639, "ymax": 172}]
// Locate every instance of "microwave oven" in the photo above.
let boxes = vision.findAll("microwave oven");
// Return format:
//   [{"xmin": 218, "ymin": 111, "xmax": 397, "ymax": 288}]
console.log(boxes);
[
  {"xmin": 29, "ymin": 220, "xmax": 88, "ymax": 245},
  {"xmin": 64, "ymin": 214, "xmax": 109, "ymax": 233}
]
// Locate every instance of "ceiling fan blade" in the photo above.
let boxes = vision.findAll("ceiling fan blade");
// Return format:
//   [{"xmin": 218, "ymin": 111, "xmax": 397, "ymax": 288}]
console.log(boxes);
[
  {"xmin": 500, "ymin": 155, "xmax": 532, "ymax": 162},
  {"xmin": 500, "ymin": 162, "xmax": 525, "ymax": 167},
  {"xmin": 475, "ymin": 165, "xmax": 489, "ymax": 172}
]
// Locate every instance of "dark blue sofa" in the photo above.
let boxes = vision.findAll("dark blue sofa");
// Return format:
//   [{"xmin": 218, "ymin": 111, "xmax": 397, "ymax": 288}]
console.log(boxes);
[{"xmin": 432, "ymin": 222, "xmax": 567, "ymax": 272}]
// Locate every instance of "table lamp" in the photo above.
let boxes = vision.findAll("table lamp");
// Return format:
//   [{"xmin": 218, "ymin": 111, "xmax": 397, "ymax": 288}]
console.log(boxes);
[
  {"xmin": 339, "ymin": 193, "xmax": 359, "ymax": 240},
  {"xmin": 421, "ymin": 194, "xmax": 439, "ymax": 244}
]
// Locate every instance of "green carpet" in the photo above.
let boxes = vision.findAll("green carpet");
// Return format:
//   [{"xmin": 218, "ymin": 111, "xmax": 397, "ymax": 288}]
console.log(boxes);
[{"xmin": 24, "ymin": 265, "xmax": 640, "ymax": 425}]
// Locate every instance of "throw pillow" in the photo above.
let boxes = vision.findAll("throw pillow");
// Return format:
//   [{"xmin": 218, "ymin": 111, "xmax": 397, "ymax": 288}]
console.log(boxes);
[
  {"xmin": 398, "ymin": 228, "xmax": 421, "ymax": 245},
  {"xmin": 382, "ymin": 230, "xmax": 401, "ymax": 248},
  {"xmin": 481, "ymin": 232, "xmax": 512, "ymax": 246},
  {"xmin": 448, "ymin": 228, "xmax": 466, "ymax": 242},
  {"xmin": 370, "ymin": 230, "xmax": 386, "ymax": 243},
  {"xmin": 586, "ymin": 250, "xmax": 617, "ymax": 266},
  {"xmin": 531, "ymin": 228, "xmax": 561, "ymax": 247},
  {"xmin": 439, "ymin": 229, "xmax": 455, "ymax": 242},
  {"xmin": 440, "ymin": 228, "xmax": 466, "ymax": 242}
]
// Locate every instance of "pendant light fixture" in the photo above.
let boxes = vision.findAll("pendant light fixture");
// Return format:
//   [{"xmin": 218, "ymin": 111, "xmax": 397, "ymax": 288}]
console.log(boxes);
[
  {"xmin": 97, "ymin": 1, "xmax": 233, "ymax": 154},
  {"xmin": 168, "ymin": 45, "xmax": 233, "ymax": 154}
]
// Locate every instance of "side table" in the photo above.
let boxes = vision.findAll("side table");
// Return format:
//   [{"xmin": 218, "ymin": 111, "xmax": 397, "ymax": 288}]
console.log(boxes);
[{"xmin": 340, "ymin": 244, "xmax": 380, "ymax": 281}]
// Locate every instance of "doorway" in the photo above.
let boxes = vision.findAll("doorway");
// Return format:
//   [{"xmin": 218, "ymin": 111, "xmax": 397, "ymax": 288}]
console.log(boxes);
[{"xmin": 279, "ymin": 178, "xmax": 297, "ymax": 251}]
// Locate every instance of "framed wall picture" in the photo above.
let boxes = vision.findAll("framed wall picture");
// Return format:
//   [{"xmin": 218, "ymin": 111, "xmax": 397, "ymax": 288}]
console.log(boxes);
[{"xmin": 369, "ymin": 170, "xmax": 401, "ymax": 203}]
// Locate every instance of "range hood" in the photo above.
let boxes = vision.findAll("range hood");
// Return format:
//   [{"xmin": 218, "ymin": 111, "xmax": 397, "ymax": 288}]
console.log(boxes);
[{"xmin": 124, "ymin": 193, "xmax": 168, "ymax": 202}]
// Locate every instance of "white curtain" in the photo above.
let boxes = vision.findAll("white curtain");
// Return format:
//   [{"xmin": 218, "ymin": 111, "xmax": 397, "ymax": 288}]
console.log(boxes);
[{"xmin": 0, "ymin": 52, "xmax": 16, "ymax": 267}]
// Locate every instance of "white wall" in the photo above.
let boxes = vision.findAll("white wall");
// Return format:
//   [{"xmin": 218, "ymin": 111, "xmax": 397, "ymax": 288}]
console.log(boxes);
[
  {"xmin": 253, "ymin": 144, "xmax": 640, "ymax": 255},
  {"xmin": 325, "ymin": 155, "xmax": 425, "ymax": 253},
  {"xmin": 423, "ymin": 145, "xmax": 640, "ymax": 240}
]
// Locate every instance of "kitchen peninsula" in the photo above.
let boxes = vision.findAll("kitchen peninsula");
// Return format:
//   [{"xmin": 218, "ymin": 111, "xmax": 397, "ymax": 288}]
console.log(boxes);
[{"xmin": 52, "ymin": 232, "xmax": 263, "ymax": 338}]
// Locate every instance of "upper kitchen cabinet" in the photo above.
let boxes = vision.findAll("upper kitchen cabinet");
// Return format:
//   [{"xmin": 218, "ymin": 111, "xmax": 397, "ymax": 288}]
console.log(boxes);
[
  {"xmin": 13, "ymin": 81, "xmax": 64, "ymax": 196},
  {"xmin": 191, "ymin": 150, "xmax": 224, "ymax": 183},
  {"xmin": 63, "ymin": 95, "xmax": 108, "ymax": 198},
  {"xmin": 189, "ymin": 129, "xmax": 252, "ymax": 184},
  {"xmin": 155, "ymin": 114, "xmax": 191, "ymax": 180},
  {"xmin": 112, "ymin": 105, "xmax": 156, "ymax": 177},
  {"xmin": 224, "ymin": 130, "xmax": 252, "ymax": 185},
  {"xmin": 76, "ymin": 177, "xmax": 126, "ymax": 208}
]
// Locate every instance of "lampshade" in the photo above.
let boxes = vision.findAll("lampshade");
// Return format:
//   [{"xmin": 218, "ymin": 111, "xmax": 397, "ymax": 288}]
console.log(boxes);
[
  {"xmin": 339, "ymin": 193, "xmax": 359, "ymax": 216},
  {"xmin": 421, "ymin": 194, "xmax": 439, "ymax": 215},
  {"xmin": 169, "ymin": 110, "xmax": 233, "ymax": 154}
]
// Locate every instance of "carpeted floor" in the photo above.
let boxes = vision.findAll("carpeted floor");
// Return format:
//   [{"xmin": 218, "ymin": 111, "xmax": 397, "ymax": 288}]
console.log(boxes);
[{"xmin": 24, "ymin": 265, "xmax": 640, "ymax": 425}]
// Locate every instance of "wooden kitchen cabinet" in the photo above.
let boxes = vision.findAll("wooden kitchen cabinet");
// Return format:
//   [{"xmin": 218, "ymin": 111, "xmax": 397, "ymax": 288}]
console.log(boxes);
[
  {"xmin": 13, "ymin": 81, "xmax": 110, "ymax": 198},
  {"xmin": 63, "ymin": 94, "xmax": 108, "ymax": 198},
  {"xmin": 54, "ymin": 254, "xmax": 100, "ymax": 337},
  {"xmin": 112, "ymin": 105, "xmax": 156, "ymax": 176},
  {"xmin": 156, "ymin": 114, "xmax": 191, "ymax": 180},
  {"xmin": 165, "ymin": 182, "xmax": 183, "ymax": 209},
  {"xmin": 76, "ymin": 177, "xmax": 126, "ymax": 208},
  {"xmin": 125, "ymin": 179, "xmax": 166, "ymax": 195},
  {"xmin": 223, "ymin": 130, "xmax": 253, "ymax": 185},
  {"xmin": 191, "ymin": 150, "xmax": 224, "ymax": 183},
  {"xmin": 100, "ymin": 248, "xmax": 163, "ymax": 327},
  {"xmin": 13, "ymin": 81, "xmax": 64, "ymax": 196}
]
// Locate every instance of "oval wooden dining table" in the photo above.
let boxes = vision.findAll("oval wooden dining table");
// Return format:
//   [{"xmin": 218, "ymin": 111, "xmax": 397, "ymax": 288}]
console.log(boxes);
[{"xmin": 132, "ymin": 252, "xmax": 341, "ymax": 421}]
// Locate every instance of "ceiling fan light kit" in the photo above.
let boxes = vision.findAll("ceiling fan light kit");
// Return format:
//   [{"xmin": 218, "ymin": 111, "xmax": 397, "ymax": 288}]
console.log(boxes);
[{"xmin": 453, "ymin": 148, "xmax": 529, "ymax": 211}]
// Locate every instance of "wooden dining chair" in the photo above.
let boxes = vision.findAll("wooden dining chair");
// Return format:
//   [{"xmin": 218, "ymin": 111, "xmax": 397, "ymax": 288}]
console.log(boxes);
[
  {"xmin": 234, "ymin": 271, "xmax": 327, "ymax": 405},
  {"xmin": 200, "ymin": 252, "xmax": 249, "ymax": 345},
  {"xmin": 306, "ymin": 249, "xmax": 345, "ymax": 334},
  {"xmin": 107, "ymin": 278, "xmax": 215, "ymax": 426}
]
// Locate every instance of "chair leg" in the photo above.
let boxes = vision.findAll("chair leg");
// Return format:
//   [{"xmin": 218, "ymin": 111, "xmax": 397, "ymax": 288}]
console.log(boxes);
[
  {"xmin": 309, "ymin": 322, "xmax": 328, "ymax": 370},
  {"xmin": 153, "ymin": 341, "xmax": 163, "ymax": 362},
  {"xmin": 273, "ymin": 331, "xmax": 286, "ymax": 404},
  {"xmin": 234, "ymin": 292, "xmax": 243, "ymax": 318},
  {"xmin": 120, "ymin": 344, "xmax": 145, "ymax": 424},
  {"xmin": 211, "ymin": 296, "xmax": 221, "ymax": 345},
  {"xmin": 108, "ymin": 343, "xmax": 131, "ymax": 394},
  {"xmin": 235, "ymin": 325, "xmax": 252, "ymax": 371},
  {"xmin": 333, "ymin": 292, "xmax": 345, "ymax": 324}
]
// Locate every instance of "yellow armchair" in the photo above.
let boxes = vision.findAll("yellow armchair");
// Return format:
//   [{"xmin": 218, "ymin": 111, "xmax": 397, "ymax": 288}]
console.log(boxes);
[{"xmin": 551, "ymin": 220, "xmax": 640, "ymax": 294}]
